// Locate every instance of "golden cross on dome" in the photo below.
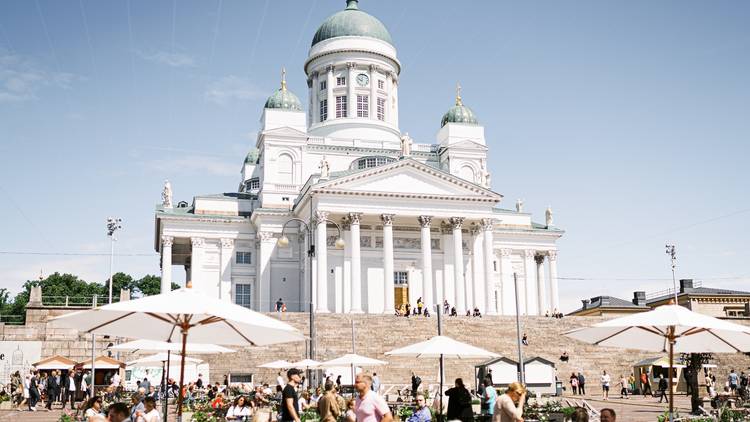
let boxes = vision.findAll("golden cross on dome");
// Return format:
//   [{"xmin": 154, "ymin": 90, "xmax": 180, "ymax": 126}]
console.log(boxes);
[
  {"xmin": 455, "ymin": 82, "xmax": 463, "ymax": 106},
  {"xmin": 281, "ymin": 67, "xmax": 287, "ymax": 91}
]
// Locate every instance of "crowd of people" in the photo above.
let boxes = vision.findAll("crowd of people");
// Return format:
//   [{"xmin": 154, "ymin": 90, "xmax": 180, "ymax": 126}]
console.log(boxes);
[{"xmin": 7, "ymin": 368, "xmax": 105, "ymax": 412}]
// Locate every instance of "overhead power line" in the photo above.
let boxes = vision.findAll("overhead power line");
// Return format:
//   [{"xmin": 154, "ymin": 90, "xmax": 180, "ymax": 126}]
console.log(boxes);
[{"xmin": 0, "ymin": 251, "xmax": 155, "ymax": 257}]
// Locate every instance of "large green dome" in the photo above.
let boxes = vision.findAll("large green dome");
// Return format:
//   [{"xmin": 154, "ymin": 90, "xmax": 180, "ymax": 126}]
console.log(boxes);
[
  {"xmin": 441, "ymin": 86, "xmax": 479, "ymax": 127},
  {"xmin": 264, "ymin": 69, "xmax": 302, "ymax": 111},
  {"xmin": 312, "ymin": 0, "xmax": 393, "ymax": 47}
]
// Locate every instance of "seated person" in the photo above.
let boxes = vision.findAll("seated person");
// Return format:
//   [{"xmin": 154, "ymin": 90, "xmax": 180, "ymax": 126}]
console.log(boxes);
[
  {"xmin": 450, "ymin": 307, "xmax": 458, "ymax": 317},
  {"xmin": 407, "ymin": 394, "xmax": 431, "ymax": 422},
  {"xmin": 560, "ymin": 352, "xmax": 569, "ymax": 362},
  {"xmin": 423, "ymin": 308, "xmax": 431, "ymax": 317}
]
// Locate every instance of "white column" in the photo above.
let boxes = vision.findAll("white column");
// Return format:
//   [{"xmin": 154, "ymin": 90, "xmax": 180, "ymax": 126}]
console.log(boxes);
[
  {"xmin": 499, "ymin": 249, "xmax": 513, "ymax": 315},
  {"xmin": 347, "ymin": 62, "xmax": 356, "ymax": 117},
  {"xmin": 481, "ymin": 219, "xmax": 496, "ymax": 315},
  {"xmin": 258, "ymin": 232, "xmax": 274, "ymax": 312},
  {"xmin": 342, "ymin": 225, "xmax": 351, "ymax": 313},
  {"xmin": 315, "ymin": 211, "xmax": 330, "ymax": 312},
  {"xmin": 312, "ymin": 71, "xmax": 319, "ymax": 124},
  {"xmin": 391, "ymin": 74, "xmax": 399, "ymax": 128},
  {"xmin": 441, "ymin": 225, "xmax": 453, "ymax": 309},
  {"xmin": 382, "ymin": 214, "xmax": 395, "ymax": 313},
  {"xmin": 350, "ymin": 213, "xmax": 363, "ymax": 313},
  {"xmin": 160, "ymin": 235, "xmax": 173, "ymax": 294},
  {"xmin": 470, "ymin": 226, "xmax": 484, "ymax": 312},
  {"xmin": 385, "ymin": 72, "xmax": 393, "ymax": 125},
  {"xmin": 369, "ymin": 65, "xmax": 377, "ymax": 120},
  {"xmin": 326, "ymin": 66, "xmax": 335, "ymax": 120},
  {"xmin": 535, "ymin": 255, "xmax": 547, "ymax": 316},
  {"xmin": 451, "ymin": 217, "xmax": 466, "ymax": 314},
  {"xmin": 219, "ymin": 238, "xmax": 233, "ymax": 301},
  {"xmin": 523, "ymin": 249, "xmax": 537, "ymax": 315},
  {"xmin": 190, "ymin": 237, "xmax": 204, "ymax": 290},
  {"xmin": 418, "ymin": 216, "xmax": 433, "ymax": 312},
  {"xmin": 548, "ymin": 251, "xmax": 560, "ymax": 313}
]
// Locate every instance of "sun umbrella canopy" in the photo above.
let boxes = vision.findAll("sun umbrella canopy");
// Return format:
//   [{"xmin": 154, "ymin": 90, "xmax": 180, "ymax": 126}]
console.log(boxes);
[
  {"xmin": 110, "ymin": 339, "xmax": 235, "ymax": 354},
  {"xmin": 385, "ymin": 335, "xmax": 500, "ymax": 359},
  {"xmin": 320, "ymin": 353, "xmax": 387, "ymax": 367},
  {"xmin": 259, "ymin": 359, "xmax": 294, "ymax": 369},
  {"xmin": 564, "ymin": 304, "xmax": 750, "ymax": 353},
  {"xmin": 51, "ymin": 287, "xmax": 305, "ymax": 346},
  {"xmin": 127, "ymin": 353, "xmax": 202, "ymax": 367},
  {"xmin": 291, "ymin": 359, "xmax": 322, "ymax": 368}
]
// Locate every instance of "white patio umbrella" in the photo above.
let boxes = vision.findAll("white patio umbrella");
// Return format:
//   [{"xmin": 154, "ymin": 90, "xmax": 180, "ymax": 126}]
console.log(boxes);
[
  {"xmin": 564, "ymin": 304, "xmax": 750, "ymax": 420},
  {"xmin": 386, "ymin": 336, "xmax": 499, "ymax": 416},
  {"xmin": 259, "ymin": 359, "xmax": 294, "ymax": 369},
  {"xmin": 126, "ymin": 353, "xmax": 202, "ymax": 366},
  {"xmin": 51, "ymin": 286, "xmax": 305, "ymax": 420},
  {"xmin": 321, "ymin": 353, "xmax": 387, "ymax": 390},
  {"xmin": 110, "ymin": 339, "xmax": 235, "ymax": 354},
  {"xmin": 291, "ymin": 358, "xmax": 322, "ymax": 368}
]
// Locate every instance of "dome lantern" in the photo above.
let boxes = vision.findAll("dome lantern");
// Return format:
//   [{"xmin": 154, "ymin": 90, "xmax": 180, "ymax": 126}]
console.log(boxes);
[
  {"xmin": 264, "ymin": 67, "xmax": 303, "ymax": 111},
  {"xmin": 441, "ymin": 83, "xmax": 479, "ymax": 127}
]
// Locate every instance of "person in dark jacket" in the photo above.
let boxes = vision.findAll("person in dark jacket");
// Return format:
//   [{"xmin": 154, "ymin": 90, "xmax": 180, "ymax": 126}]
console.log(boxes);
[
  {"xmin": 577, "ymin": 372, "xmax": 586, "ymax": 395},
  {"xmin": 657, "ymin": 375, "xmax": 668, "ymax": 403},
  {"xmin": 445, "ymin": 378, "xmax": 473, "ymax": 422},
  {"xmin": 46, "ymin": 370, "xmax": 59, "ymax": 410},
  {"xmin": 28, "ymin": 371, "xmax": 40, "ymax": 411}
]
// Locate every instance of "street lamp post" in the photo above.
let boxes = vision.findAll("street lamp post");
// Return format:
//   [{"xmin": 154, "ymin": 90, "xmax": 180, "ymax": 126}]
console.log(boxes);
[
  {"xmin": 277, "ymin": 215, "xmax": 344, "ymax": 386},
  {"xmin": 665, "ymin": 244, "xmax": 678, "ymax": 303},
  {"xmin": 106, "ymin": 217, "xmax": 123, "ymax": 304}
]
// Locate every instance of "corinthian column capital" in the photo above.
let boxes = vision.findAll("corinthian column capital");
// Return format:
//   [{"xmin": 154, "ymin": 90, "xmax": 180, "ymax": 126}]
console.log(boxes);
[
  {"xmin": 449, "ymin": 217, "xmax": 465, "ymax": 229},
  {"xmin": 381, "ymin": 214, "xmax": 394, "ymax": 226},
  {"xmin": 161, "ymin": 235, "xmax": 174, "ymax": 248},
  {"xmin": 418, "ymin": 215, "xmax": 432, "ymax": 228},
  {"xmin": 315, "ymin": 210, "xmax": 330, "ymax": 224}
]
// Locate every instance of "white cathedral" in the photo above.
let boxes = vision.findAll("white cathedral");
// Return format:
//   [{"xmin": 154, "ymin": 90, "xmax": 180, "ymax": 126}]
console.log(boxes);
[{"xmin": 154, "ymin": 0, "xmax": 563, "ymax": 316}]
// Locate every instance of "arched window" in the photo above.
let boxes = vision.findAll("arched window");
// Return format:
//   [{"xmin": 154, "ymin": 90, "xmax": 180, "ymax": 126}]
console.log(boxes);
[
  {"xmin": 277, "ymin": 154, "xmax": 293, "ymax": 184},
  {"xmin": 459, "ymin": 165, "xmax": 475, "ymax": 182}
]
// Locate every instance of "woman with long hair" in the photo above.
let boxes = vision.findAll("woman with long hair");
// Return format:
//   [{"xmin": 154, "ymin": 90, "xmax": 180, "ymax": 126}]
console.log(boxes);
[
  {"xmin": 445, "ymin": 378, "xmax": 473, "ymax": 422},
  {"xmin": 227, "ymin": 395, "xmax": 252, "ymax": 420},
  {"xmin": 82, "ymin": 396, "xmax": 104, "ymax": 421},
  {"xmin": 493, "ymin": 382, "xmax": 526, "ymax": 422}
]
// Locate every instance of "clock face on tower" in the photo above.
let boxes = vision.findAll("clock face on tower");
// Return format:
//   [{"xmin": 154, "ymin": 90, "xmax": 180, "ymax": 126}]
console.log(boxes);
[{"xmin": 356, "ymin": 73, "xmax": 369, "ymax": 87}]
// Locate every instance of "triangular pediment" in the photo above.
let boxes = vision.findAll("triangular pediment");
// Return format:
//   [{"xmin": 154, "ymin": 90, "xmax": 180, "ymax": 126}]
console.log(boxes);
[
  {"xmin": 261, "ymin": 126, "xmax": 307, "ymax": 138},
  {"xmin": 312, "ymin": 159, "xmax": 502, "ymax": 201},
  {"xmin": 446, "ymin": 140, "xmax": 487, "ymax": 151}
]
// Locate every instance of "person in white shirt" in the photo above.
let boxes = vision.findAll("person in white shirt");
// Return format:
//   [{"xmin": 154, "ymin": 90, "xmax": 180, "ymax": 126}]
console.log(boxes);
[
  {"xmin": 66, "ymin": 373, "xmax": 77, "ymax": 410},
  {"xmin": 601, "ymin": 370, "xmax": 611, "ymax": 401},
  {"xmin": 226, "ymin": 395, "xmax": 252, "ymax": 420},
  {"xmin": 136, "ymin": 396, "xmax": 161, "ymax": 422},
  {"xmin": 277, "ymin": 372, "xmax": 286, "ymax": 388},
  {"xmin": 111, "ymin": 372, "xmax": 121, "ymax": 388}
]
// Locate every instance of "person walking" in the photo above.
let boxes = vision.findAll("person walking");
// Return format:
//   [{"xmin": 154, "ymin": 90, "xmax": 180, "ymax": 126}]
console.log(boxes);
[
  {"xmin": 617, "ymin": 374, "xmax": 628, "ymax": 399},
  {"xmin": 569, "ymin": 373, "xmax": 579, "ymax": 395},
  {"xmin": 600, "ymin": 371, "xmax": 610, "ymax": 401},
  {"xmin": 445, "ymin": 378, "xmax": 473, "ymax": 422},
  {"xmin": 728, "ymin": 369, "xmax": 739, "ymax": 394},
  {"xmin": 656, "ymin": 374, "xmax": 668, "ymax": 403},
  {"xmin": 64, "ymin": 371, "xmax": 78, "ymax": 410},
  {"xmin": 493, "ymin": 382, "xmax": 525, "ymax": 422},
  {"xmin": 577, "ymin": 372, "xmax": 586, "ymax": 395},
  {"xmin": 28, "ymin": 371, "xmax": 40, "ymax": 411},
  {"xmin": 481, "ymin": 377, "xmax": 497, "ymax": 417},
  {"xmin": 281, "ymin": 369, "xmax": 302, "ymax": 422},
  {"xmin": 46, "ymin": 370, "xmax": 59, "ymax": 410},
  {"xmin": 371, "ymin": 373, "xmax": 380, "ymax": 393},
  {"xmin": 318, "ymin": 381, "xmax": 341, "ymax": 422},
  {"xmin": 641, "ymin": 371, "xmax": 652, "ymax": 396},
  {"xmin": 354, "ymin": 374, "xmax": 392, "ymax": 422}
]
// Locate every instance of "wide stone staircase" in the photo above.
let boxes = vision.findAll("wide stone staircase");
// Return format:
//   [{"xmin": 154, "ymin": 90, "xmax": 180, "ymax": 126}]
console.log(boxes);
[{"xmin": 203, "ymin": 313, "xmax": 750, "ymax": 393}]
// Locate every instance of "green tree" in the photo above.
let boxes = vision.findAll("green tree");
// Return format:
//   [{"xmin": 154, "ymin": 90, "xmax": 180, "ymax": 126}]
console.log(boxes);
[{"xmin": 134, "ymin": 275, "xmax": 180, "ymax": 297}]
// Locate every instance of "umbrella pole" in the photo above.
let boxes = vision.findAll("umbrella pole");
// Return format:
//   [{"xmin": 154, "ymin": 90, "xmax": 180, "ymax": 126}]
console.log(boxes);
[
  {"xmin": 437, "ymin": 304, "xmax": 444, "ymax": 421},
  {"xmin": 164, "ymin": 350, "xmax": 171, "ymax": 420},
  {"xmin": 668, "ymin": 329, "xmax": 675, "ymax": 422},
  {"xmin": 177, "ymin": 325, "xmax": 188, "ymax": 421}
]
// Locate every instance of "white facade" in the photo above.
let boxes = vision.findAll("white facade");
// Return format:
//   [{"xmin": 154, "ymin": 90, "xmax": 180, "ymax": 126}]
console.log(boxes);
[{"xmin": 154, "ymin": 0, "xmax": 563, "ymax": 316}]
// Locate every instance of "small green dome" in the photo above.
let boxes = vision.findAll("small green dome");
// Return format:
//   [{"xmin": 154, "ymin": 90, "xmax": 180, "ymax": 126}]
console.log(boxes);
[
  {"xmin": 441, "ymin": 85, "xmax": 479, "ymax": 127},
  {"xmin": 264, "ymin": 68, "xmax": 303, "ymax": 111},
  {"xmin": 312, "ymin": 0, "xmax": 393, "ymax": 47},
  {"xmin": 245, "ymin": 149, "xmax": 259, "ymax": 164}
]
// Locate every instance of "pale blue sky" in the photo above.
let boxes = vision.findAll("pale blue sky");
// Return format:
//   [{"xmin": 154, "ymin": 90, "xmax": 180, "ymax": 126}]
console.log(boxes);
[{"xmin": 1, "ymin": 0, "xmax": 748, "ymax": 312}]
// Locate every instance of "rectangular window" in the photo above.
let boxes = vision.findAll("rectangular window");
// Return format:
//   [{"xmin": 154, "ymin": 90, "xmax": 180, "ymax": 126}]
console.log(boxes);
[
  {"xmin": 245, "ymin": 178, "xmax": 260, "ymax": 191},
  {"xmin": 235, "ymin": 251, "xmax": 252, "ymax": 265},
  {"xmin": 320, "ymin": 99, "xmax": 328, "ymax": 121},
  {"xmin": 357, "ymin": 95, "xmax": 369, "ymax": 118},
  {"xmin": 336, "ymin": 95, "xmax": 348, "ymax": 118},
  {"xmin": 336, "ymin": 76, "xmax": 346, "ymax": 86},
  {"xmin": 377, "ymin": 97, "xmax": 386, "ymax": 121},
  {"xmin": 320, "ymin": 80, "xmax": 327, "ymax": 90},
  {"xmin": 230, "ymin": 374, "xmax": 253, "ymax": 384},
  {"xmin": 235, "ymin": 284, "xmax": 252, "ymax": 309},
  {"xmin": 393, "ymin": 271, "xmax": 408, "ymax": 285},
  {"xmin": 378, "ymin": 80, "xmax": 384, "ymax": 89}
]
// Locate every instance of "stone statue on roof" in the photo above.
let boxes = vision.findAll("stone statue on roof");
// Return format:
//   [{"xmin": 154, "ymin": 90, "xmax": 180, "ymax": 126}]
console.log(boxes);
[
  {"xmin": 400, "ymin": 132, "xmax": 412, "ymax": 157},
  {"xmin": 319, "ymin": 156, "xmax": 330, "ymax": 179},
  {"xmin": 515, "ymin": 199, "xmax": 524, "ymax": 213},
  {"xmin": 546, "ymin": 205, "xmax": 553, "ymax": 227},
  {"xmin": 162, "ymin": 180, "xmax": 173, "ymax": 208}
]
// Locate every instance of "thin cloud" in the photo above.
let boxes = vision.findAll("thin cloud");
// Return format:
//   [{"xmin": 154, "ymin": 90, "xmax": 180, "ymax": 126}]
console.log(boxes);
[
  {"xmin": 0, "ymin": 50, "xmax": 79, "ymax": 103},
  {"xmin": 204, "ymin": 75, "xmax": 265, "ymax": 105},
  {"xmin": 136, "ymin": 50, "xmax": 196, "ymax": 68}
]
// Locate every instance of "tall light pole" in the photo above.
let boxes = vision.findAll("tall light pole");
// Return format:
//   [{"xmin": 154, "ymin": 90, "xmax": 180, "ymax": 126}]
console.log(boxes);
[
  {"xmin": 513, "ymin": 272, "xmax": 525, "ymax": 384},
  {"xmin": 277, "ymin": 215, "xmax": 344, "ymax": 386},
  {"xmin": 107, "ymin": 217, "xmax": 122, "ymax": 304},
  {"xmin": 665, "ymin": 244, "xmax": 678, "ymax": 303}
]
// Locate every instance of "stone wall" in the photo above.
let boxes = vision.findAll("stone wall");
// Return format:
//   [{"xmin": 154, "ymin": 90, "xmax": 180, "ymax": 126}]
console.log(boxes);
[{"xmin": 4, "ymin": 305, "xmax": 749, "ymax": 394}]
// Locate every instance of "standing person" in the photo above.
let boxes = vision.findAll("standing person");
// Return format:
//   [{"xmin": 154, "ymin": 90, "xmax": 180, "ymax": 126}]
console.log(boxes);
[
  {"xmin": 410, "ymin": 372, "xmax": 422, "ymax": 397},
  {"xmin": 641, "ymin": 371, "xmax": 652, "ymax": 396},
  {"xmin": 577, "ymin": 372, "xmax": 586, "ymax": 395},
  {"xmin": 276, "ymin": 298, "xmax": 284, "ymax": 312},
  {"xmin": 20, "ymin": 373, "xmax": 30, "ymax": 411},
  {"xmin": 569, "ymin": 373, "xmax": 578, "ymax": 395},
  {"xmin": 492, "ymin": 382, "xmax": 526, "ymax": 422},
  {"xmin": 443, "ymin": 300, "xmax": 450, "ymax": 315},
  {"xmin": 482, "ymin": 377, "xmax": 497, "ymax": 417},
  {"xmin": 223, "ymin": 374, "xmax": 230, "ymax": 390},
  {"xmin": 656, "ymin": 374, "xmax": 668, "ymax": 403},
  {"xmin": 65, "ymin": 371, "xmax": 78, "ymax": 410},
  {"xmin": 318, "ymin": 381, "xmax": 341, "ymax": 422},
  {"xmin": 281, "ymin": 369, "xmax": 302, "ymax": 422},
  {"xmin": 416, "ymin": 298, "xmax": 423, "ymax": 315},
  {"xmin": 336, "ymin": 375, "xmax": 342, "ymax": 388},
  {"xmin": 406, "ymin": 394, "xmax": 431, "ymax": 422},
  {"xmin": 354, "ymin": 374, "xmax": 392, "ymax": 422},
  {"xmin": 111, "ymin": 371, "xmax": 121, "ymax": 389},
  {"xmin": 628, "ymin": 373, "xmax": 636, "ymax": 394},
  {"xmin": 600, "ymin": 371, "xmax": 610, "ymax": 401},
  {"xmin": 445, "ymin": 378, "xmax": 473, "ymax": 422},
  {"xmin": 46, "ymin": 370, "xmax": 60, "ymax": 410},
  {"xmin": 371, "ymin": 373, "xmax": 381, "ymax": 393},
  {"xmin": 195, "ymin": 374, "xmax": 204, "ymax": 389},
  {"xmin": 728, "ymin": 369, "xmax": 739, "ymax": 394},
  {"xmin": 617, "ymin": 374, "xmax": 628, "ymax": 399},
  {"xmin": 277, "ymin": 371, "xmax": 286, "ymax": 388},
  {"xmin": 28, "ymin": 371, "xmax": 40, "ymax": 411}
]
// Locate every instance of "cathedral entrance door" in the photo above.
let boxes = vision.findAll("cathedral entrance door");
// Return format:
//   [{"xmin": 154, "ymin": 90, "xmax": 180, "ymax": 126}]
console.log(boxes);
[{"xmin": 394, "ymin": 286, "xmax": 408, "ymax": 311}]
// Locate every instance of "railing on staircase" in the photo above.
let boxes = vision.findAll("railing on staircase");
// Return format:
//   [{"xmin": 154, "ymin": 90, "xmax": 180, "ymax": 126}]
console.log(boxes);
[{"xmin": 562, "ymin": 398, "xmax": 600, "ymax": 421}]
